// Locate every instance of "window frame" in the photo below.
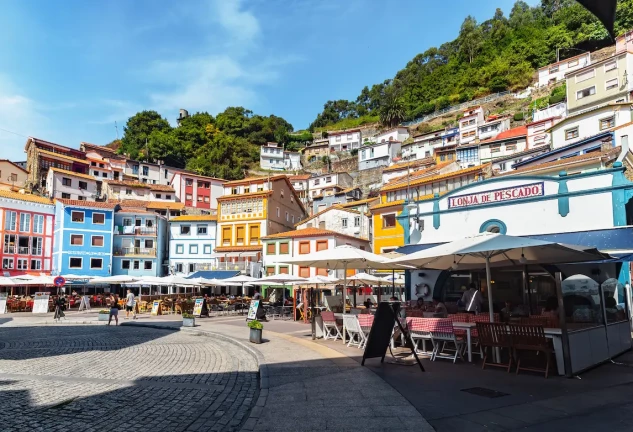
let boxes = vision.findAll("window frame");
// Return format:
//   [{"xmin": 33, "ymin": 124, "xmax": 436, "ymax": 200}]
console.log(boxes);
[
  {"xmin": 189, "ymin": 244, "xmax": 199, "ymax": 254},
  {"xmin": 565, "ymin": 127, "xmax": 579, "ymax": 140},
  {"xmin": 576, "ymin": 86, "xmax": 596, "ymax": 100},
  {"xmin": 175, "ymin": 244, "xmax": 184, "ymax": 254},
  {"xmin": 71, "ymin": 211, "xmax": 85, "ymax": 223},
  {"xmin": 600, "ymin": 116, "xmax": 615, "ymax": 130},
  {"xmin": 91, "ymin": 235, "xmax": 104, "ymax": 247},
  {"xmin": 382, "ymin": 213, "xmax": 397, "ymax": 229},
  {"xmin": 69, "ymin": 257, "xmax": 83, "ymax": 269},
  {"xmin": 90, "ymin": 258, "xmax": 103, "ymax": 269},
  {"xmin": 70, "ymin": 234, "xmax": 84, "ymax": 246},
  {"xmin": 298, "ymin": 241, "xmax": 310, "ymax": 255},
  {"xmin": 279, "ymin": 242, "xmax": 289, "ymax": 254},
  {"xmin": 92, "ymin": 212, "xmax": 105, "ymax": 225}
]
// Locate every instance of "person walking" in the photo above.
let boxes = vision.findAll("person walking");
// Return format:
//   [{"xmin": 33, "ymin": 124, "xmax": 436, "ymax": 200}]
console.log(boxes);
[
  {"xmin": 460, "ymin": 283, "xmax": 483, "ymax": 314},
  {"xmin": 125, "ymin": 289, "xmax": 137, "ymax": 320},
  {"xmin": 108, "ymin": 294, "xmax": 120, "ymax": 326}
]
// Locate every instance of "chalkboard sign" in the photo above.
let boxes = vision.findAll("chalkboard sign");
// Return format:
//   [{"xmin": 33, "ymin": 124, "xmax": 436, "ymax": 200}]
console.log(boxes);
[
  {"xmin": 193, "ymin": 299, "xmax": 204, "ymax": 317},
  {"xmin": 361, "ymin": 302, "xmax": 424, "ymax": 372},
  {"xmin": 247, "ymin": 299, "xmax": 260, "ymax": 320}
]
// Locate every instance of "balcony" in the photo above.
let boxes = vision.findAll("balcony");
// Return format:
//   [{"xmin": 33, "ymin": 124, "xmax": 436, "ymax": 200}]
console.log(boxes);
[
  {"xmin": 113, "ymin": 247, "xmax": 157, "ymax": 257},
  {"xmin": 115, "ymin": 226, "xmax": 157, "ymax": 236}
]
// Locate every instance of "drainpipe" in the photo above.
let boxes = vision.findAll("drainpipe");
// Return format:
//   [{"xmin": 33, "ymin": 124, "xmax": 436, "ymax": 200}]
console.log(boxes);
[{"xmin": 617, "ymin": 135, "xmax": 629, "ymax": 163}]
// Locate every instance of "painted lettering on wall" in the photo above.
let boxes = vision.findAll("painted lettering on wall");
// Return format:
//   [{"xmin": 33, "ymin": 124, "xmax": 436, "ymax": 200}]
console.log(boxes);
[{"xmin": 448, "ymin": 182, "xmax": 545, "ymax": 209}]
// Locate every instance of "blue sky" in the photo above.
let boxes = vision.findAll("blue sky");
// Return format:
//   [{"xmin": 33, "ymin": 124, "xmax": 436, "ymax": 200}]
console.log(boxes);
[{"xmin": 0, "ymin": 0, "xmax": 532, "ymax": 161}]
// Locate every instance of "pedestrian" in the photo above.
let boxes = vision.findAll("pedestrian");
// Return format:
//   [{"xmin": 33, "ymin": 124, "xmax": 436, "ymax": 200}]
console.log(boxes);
[
  {"xmin": 125, "ymin": 289, "xmax": 137, "ymax": 320},
  {"xmin": 108, "ymin": 294, "xmax": 120, "ymax": 326},
  {"xmin": 460, "ymin": 283, "xmax": 483, "ymax": 314}
]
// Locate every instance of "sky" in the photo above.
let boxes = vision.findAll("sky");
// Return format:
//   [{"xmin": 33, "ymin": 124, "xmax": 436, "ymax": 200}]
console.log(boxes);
[{"xmin": 0, "ymin": 0, "xmax": 534, "ymax": 161}]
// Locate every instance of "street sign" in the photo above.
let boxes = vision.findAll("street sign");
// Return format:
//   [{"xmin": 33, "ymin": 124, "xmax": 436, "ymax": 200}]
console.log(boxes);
[{"xmin": 54, "ymin": 276, "xmax": 66, "ymax": 287}]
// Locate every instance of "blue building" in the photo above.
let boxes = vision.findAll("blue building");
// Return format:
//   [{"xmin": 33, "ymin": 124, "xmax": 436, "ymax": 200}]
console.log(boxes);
[
  {"xmin": 111, "ymin": 209, "xmax": 168, "ymax": 277},
  {"xmin": 52, "ymin": 199, "xmax": 116, "ymax": 277}
]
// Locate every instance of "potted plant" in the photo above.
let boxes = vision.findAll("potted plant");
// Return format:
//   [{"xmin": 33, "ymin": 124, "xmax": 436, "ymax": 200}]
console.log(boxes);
[
  {"xmin": 98, "ymin": 310, "xmax": 110, "ymax": 321},
  {"xmin": 182, "ymin": 312, "xmax": 196, "ymax": 327},
  {"xmin": 248, "ymin": 319, "xmax": 263, "ymax": 344}
]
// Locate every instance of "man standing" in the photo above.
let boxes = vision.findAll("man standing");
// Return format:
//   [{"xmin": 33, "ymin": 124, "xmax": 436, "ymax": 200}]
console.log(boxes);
[
  {"xmin": 460, "ymin": 283, "xmax": 483, "ymax": 313},
  {"xmin": 125, "ymin": 289, "xmax": 137, "ymax": 320}
]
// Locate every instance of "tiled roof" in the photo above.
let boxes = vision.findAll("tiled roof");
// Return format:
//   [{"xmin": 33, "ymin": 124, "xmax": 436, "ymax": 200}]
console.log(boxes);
[
  {"xmin": 105, "ymin": 180, "xmax": 149, "ymax": 189},
  {"xmin": 172, "ymin": 169, "xmax": 227, "ymax": 182},
  {"xmin": 491, "ymin": 126, "xmax": 528, "ymax": 141},
  {"xmin": 338, "ymin": 198, "xmax": 380, "ymax": 207},
  {"xmin": 38, "ymin": 149, "xmax": 89, "ymax": 164},
  {"xmin": 214, "ymin": 245, "xmax": 262, "ymax": 252},
  {"xmin": 148, "ymin": 184, "xmax": 175, "ymax": 192},
  {"xmin": 170, "ymin": 215, "xmax": 218, "ymax": 222},
  {"xmin": 81, "ymin": 142, "xmax": 117, "ymax": 154},
  {"xmin": 0, "ymin": 190, "xmax": 52, "ymax": 205},
  {"xmin": 55, "ymin": 199, "xmax": 117, "ymax": 209},
  {"xmin": 262, "ymin": 227, "xmax": 368, "ymax": 242},
  {"xmin": 49, "ymin": 167, "xmax": 96, "ymax": 181},
  {"xmin": 381, "ymin": 164, "xmax": 488, "ymax": 192},
  {"xmin": 382, "ymin": 157, "xmax": 435, "ymax": 173},
  {"xmin": 146, "ymin": 201, "xmax": 185, "ymax": 210},
  {"xmin": 0, "ymin": 159, "xmax": 28, "ymax": 173},
  {"xmin": 223, "ymin": 175, "xmax": 285, "ymax": 186},
  {"xmin": 107, "ymin": 199, "xmax": 148, "ymax": 208},
  {"xmin": 288, "ymin": 174, "xmax": 312, "ymax": 181},
  {"xmin": 295, "ymin": 205, "xmax": 360, "ymax": 227},
  {"xmin": 217, "ymin": 191, "xmax": 273, "ymax": 200},
  {"xmin": 370, "ymin": 199, "xmax": 406, "ymax": 211},
  {"xmin": 383, "ymin": 161, "xmax": 453, "ymax": 188},
  {"xmin": 526, "ymin": 116, "xmax": 562, "ymax": 127},
  {"xmin": 498, "ymin": 147, "xmax": 620, "ymax": 177}
]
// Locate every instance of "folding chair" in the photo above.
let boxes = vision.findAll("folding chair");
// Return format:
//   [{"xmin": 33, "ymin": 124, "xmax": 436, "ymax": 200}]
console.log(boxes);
[
  {"xmin": 357, "ymin": 314, "xmax": 374, "ymax": 349},
  {"xmin": 321, "ymin": 311, "xmax": 343, "ymax": 341},
  {"xmin": 407, "ymin": 317, "xmax": 433, "ymax": 355},
  {"xmin": 430, "ymin": 319, "xmax": 465, "ymax": 363},
  {"xmin": 342, "ymin": 314, "xmax": 366, "ymax": 349}
]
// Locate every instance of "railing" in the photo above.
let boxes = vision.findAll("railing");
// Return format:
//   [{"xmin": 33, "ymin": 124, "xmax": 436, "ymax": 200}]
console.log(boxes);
[
  {"xmin": 113, "ymin": 247, "xmax": 156, "ymax": 257},
  {"xmin": 31, "ymin": 248, "xmax": 42, "ymax": 256},
  {"xmin": 3, "ymin": 246, "xmax": 14, "ymax": 254},
  {"xmin": 2, "ymin": 246, "xmax": 42, "ymax": 255},
  {"xmin": 115, "ymin": 227, "xmax": 157, "ymax": 236},
  {"xmin": 17, "ymin": 247, "xmax": 29, "ymax": 255}
]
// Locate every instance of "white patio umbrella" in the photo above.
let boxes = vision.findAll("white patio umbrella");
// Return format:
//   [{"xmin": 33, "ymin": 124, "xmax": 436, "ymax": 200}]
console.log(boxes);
[
  {"xmin": 254, "ymin": 274, "xmax": 308, "ymax": 312},
  {"xmin": 89, "ymin": 275, "xmax": 140, "ymax": 284},
  {"xmin": 0, "ymin": 277, "xmax": 15, "ymax": 286},
  {"xmin": 222, "ymin": 275, "xmax": 258, "ymax": 296},
  {"xmin": 388, "ymin": 232, "xmax": 609, "ymax": 322},
  {"xmin": 11, "ymin": 275, "xmax": 55, "ymax": 285}
]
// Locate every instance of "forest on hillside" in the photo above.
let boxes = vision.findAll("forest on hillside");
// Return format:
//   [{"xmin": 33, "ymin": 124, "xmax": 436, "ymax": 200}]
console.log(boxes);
[{"xmin": 309, "ymin": 0, "xmax": 633, "ymax": 131}]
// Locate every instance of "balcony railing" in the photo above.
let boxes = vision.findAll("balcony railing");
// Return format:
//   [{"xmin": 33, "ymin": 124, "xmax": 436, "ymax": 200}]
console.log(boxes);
[
  {"xmin": 115, "ymin": 227, "xmax": 157, "ymax": 236},
  {"xmin": 3, "ymin": 246, "xmax": 43, "ymax": 255},
  {"xmin": 113, "ymin": 247, "xmax": 157, "ymax": 257}
]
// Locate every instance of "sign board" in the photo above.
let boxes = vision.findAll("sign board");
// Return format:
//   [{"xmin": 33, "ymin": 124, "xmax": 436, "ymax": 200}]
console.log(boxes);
[
  {"xmin": 32, "ymin": 292, "xmax": 50, "ymax": 314},
  {"xmin": 54, "ymin": 276, "xmax": 66, "ymax": 287},
  {"xmin": 247, "ymin": 299, "xmax": 260, "ymax": 320},
  {"xmin": 150, "ymin": 300, "xmax": 161, "ymax": 316},
  {"xmin": 0, "ymin": 292, "xmax": 7, "ymax": 314},
  {"xmin": 193, "ymin": 298, "xmax": 204, "ymax": 317},
  {"xmin": 78, "ymin": 295, "xmax": 91, "ymax": 312},
  {"xmin": 448, "ymin": 182, "xmax": 544, "ymax": 209}
]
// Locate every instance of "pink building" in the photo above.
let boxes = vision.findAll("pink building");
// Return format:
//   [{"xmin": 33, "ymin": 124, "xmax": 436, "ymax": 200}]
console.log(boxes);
[
  {"xmin": 170, "ymin": 170, "xmax": 226, "ymax": 211},
  {"xmin": 526, "ymin": 116, "xmax": 562, "ymax": 149}
]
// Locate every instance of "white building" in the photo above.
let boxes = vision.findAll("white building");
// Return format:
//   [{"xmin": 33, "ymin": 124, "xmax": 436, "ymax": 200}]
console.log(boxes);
[
  {"xmin": 526, "ymin": 116, "xmax": 561, "ymax": 149},
  {"xmin": 307, "ymin": 172, "xmax": 353, "ymax": 199},
  {"xmin": 102, "ymin": 180, "xmax": 177, "ymax": 203},
  {"xmin": 532, "ymin": 102, "xmax": 567, "ymax": 123},
  {"xmin": 459, "ymin": 106, "xmax": 485, "ymax": 145},
  {"xmin": 479, "ymin": 126, "xmax": 528, "ymax": 165},
  {"xmin": 371, "ymin": 127, "xmax": 410, "ymax": 144},
  {"xmin": 46, "ymin": 168, "xmax": 98, "ymax": 201},
  {"xmin": 168, "ymin": 215, "xmax": 218, "ymax": 275},
  {"xmin": 283, "ymin": 151, "xmax": 302, "ymax": 170},
  {"xmin": 358, "ymin": 141, "xmax": 402, "ymax": 171},
  {"xmin": 477, "ymin": 116, "xmax": 511, "ymax": 141},
  {"xmin": 260, "ymin": 142, "xmax": 284, "ymax": 170},
  {"xmin": 297, "ymin": 204, "xmax": 371, "ymax": 240},
  {"xmin": 328, "ymin": 129, "xmax": 361, "ymax": 152},
  {"xmin": 537, "ymin": 52, "xmax": 591, "ymax": 87},
  {"xmin": 404, "ymin": 128, "xmax": 460, "ymax": 161}
]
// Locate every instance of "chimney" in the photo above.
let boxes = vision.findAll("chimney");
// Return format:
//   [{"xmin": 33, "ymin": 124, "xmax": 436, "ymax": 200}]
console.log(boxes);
[{"xmin": 177, "ymin": 109, "xmax": 190, "ymax": 125}]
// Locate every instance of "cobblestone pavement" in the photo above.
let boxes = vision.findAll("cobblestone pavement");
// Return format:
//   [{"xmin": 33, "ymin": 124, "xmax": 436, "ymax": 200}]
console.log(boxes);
[{"xmin": 0, "ymin": 325, "xmax": 258, "ymax": 432}]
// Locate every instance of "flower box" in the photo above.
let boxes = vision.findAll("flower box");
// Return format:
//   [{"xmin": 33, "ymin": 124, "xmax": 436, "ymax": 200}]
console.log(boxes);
[
  {"xmin": 183, "ymin": 317, "xmax": 196, "ymax": 327},
  {"xmin": 98, "ymin": 313, "xmax": 109, "ymax": 322},
  {"xmin": 249, "ymin": 328, "xmax": 263, "ymax": 344}
]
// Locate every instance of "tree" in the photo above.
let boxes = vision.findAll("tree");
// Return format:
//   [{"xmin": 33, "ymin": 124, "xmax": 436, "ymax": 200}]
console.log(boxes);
[
  {"xmin": 458, "ymin": 16, "xmax": 483, "ymax": 63},
  {"xmin": 379, "ymin": 90, "xmax": 405, "ymax": 128},
  {"xmin": 119, "ymin": 111, "xmax": 172, "ymax": 160}
]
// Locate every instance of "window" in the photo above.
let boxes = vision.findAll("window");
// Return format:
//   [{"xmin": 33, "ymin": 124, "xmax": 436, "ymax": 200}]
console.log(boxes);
[
  {"xmin": 78, "ymin": 196, "xmax": 86, "ymax": 201},
  {"xmin": 4, "ymin": 211, "xmax": 16, "ymax": 231},
  {"xmin": 190, "ymin": 245, "xmax": 198, "ymax": 254},
  {"xmin": 125, "ymin": 189, "xmax": 132, "ymax": 195},
  {"xmin": 197, "ymin": 225, "xmax": 208, "ymax": 235},
  {"xmin": 576, "ymin": 86, "xmax": 595, "ymax": 99},
  {"xmin": 176, "ymin": 244, "xmax": 184, "ymax": 254},
  {"xmin": 71, "ymin": 211, "xmax": 84, "ymax": 222},
  {"xmin": 2, "ymin": 258, "xmax": 13, "ymax": 269},
  {"xmin": 166, "ymin": 194, "xmax": 171, "ymax": 200},
  {"xmin": 249, "ymin": 224, "xmax": 260, "ymax": 244},
  {"xmin": 197, "ymin": 196, "xmax": 203, "ymax": 202},
  {"xmin": 180, "ymin": 225, "xmax": 191, "ymax": 235},
  {"xmin": 606, "ymin": 78, "xmax": 619, "ymax": 91},
  {"xmin": 266, "ymin": 243, "xmax": 276, "ymax": 254},
  {"xmin": 90, "ymin": 258, "xmax": 103, "ymax": 269},
  {"xmin": 279, "ymin": 242, "xmax": 289, "ymax": 254},
  {"xmin": 62, "ymin": 177, "xmax": 72, "ymax": 186},
  {"xmin": 236, "ymin": 226, "xmax": 245, "ymax": 244},
  {"xmin": 122, "ymin": 260, "xmax": 130, "ymax": 269},
  {"xmin": 285, "ymin": 212, "xmax": 289, "ymax": 222},
  {"xmin": 17, "ymin": 258, "xmax": 28, "ymax": 270},
  {"xmin": 605, "ymin": 60, "xmax": 617, "ymax": 72},
  {"xmin": 299, "ymin": 266, "xmax": 310, "ymax": 278},
  {"xmin": 600, "ymin": 116, "xmax": 615, "ymax": 130},
  {"xmin": 335, "ymin": 135, "xmax": 341, "ymax": 142},
  {"xmin": 204, "ymin": 196, "xmax": 210, "ymax": 203},
  {"xmin": 440, "ymin": 154, "xmax": 446, "ymax": 161},
  {"xmin": 92, "ymin": 213, "xmax": 105, "ymax": 224},
  {"xmin": 33, "ymin": 214, "xmax": 44, "ymax": 234},
  {"xmin": 314, "ymin": 179, "xmax": 320, "ymax": 186},
  {"xmin": 354, "ymin": 216, "xmax": 360, "ymax": 227},
  {"xmin": 186, "ymin": 194, "xmax": 193, "ymax": 201},
  {"xmin": 203, "ymin": 244, "xmax": 212, "ymax": 254},
  {"xmin": 361, "ymin": 150, "xmax": 366, "ymax": 160},
  {"xmin": 383, "ymin": 214, "xmax": 396, "ymax": 228},
  {"xmin": 133, "ymin": 260, "xmax": 140, "ymax": 270},
  {"xmin": 292, "ymin": 215, "xmax": 295, "ymax": 223},
  {"xmin": 142, "ymin": 166, "xmax": 149, "ymax": 176},
  {"xmin": 505, "ymin": 143, "xmax": 517, "ymax": 151},
  {"xmin": 30, "ymin": 259, "xmax": 42, "ymax": 270},
  {"xmin": 19, "ymin": 213, "xmax": 30, "ymax": 232},
  {"xmin": 549, "ymin": 65, "xmax": 559, "ymax": 73},
  {"xmin": 78, "ymin": 181, "xmax": 88, "ymax": 190},
  {"xmin": 567, "ymin": 59, "xmax": 579, "ymax": 67},
  {"xmin": 316, "ymin": 240, "xmax": 328, "ymax": 251},
  {"xmin": 299, "ymin": 241, "xmax": 310, "ymax": 254},
  {"xmin": 342, "ymin": 218, "xmax": 348, "ymax": 228},
  {"xmin": 498, "ymin": 162, "xmax": 507, "ymax": 171},
  {"xmin": 186, "ymin": 179, "xmax": 193, "ymax": 186},
  {"xmin": 222, "ymin": 227, "xmax": 231, "ymax": 245},
  {"xmin": 70, "ymin": 234, "xmax": 83, "ymax": 245},
  {"xmin": 144, "ymin": 261, "xmax": 152, "ymax": 270},
  {"xmin": 565, "ymin": 127, "xmax": 579, "ymax": 140},
  {"xmin": 144, "ymin": 239, "xmax": 153, "ymax": 249},
  {"xmin": 62, "ymin": 193, "xmax": 71, "ymax": 199},
  {"xmin": 576, "ymin": 69, "xmax": 595, "ymax": 83},
  {"xmin": 156, "ymin": 194, "xmax": 162, "ymax": 199},
  {"xmin": 69, "ymin": 257, "xmax": 82, "ymax": 269},
  {"xmin": 277, "ymin": 207, "xmax": 280, "ymax": 217},
  {"xmin": 91, "ymin": 236, "xmax": 104, "ymax": 247}
]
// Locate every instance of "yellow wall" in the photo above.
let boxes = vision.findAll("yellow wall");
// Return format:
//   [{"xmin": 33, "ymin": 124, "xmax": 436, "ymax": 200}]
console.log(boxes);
[{"xmin": 371, "ymin": 207, "xmax": 404, "ymax": 254}]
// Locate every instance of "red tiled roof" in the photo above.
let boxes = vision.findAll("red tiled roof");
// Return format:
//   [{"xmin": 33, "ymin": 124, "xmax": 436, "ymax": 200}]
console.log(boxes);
[
  {"xmin": 107, "ymin": 199, "xmax": 148, "ymax": 208},
  {"xmin": 55, "ymin": 199, "xmax": 117, "ymax": 209},
  {"xmin": 0, "ymin": 190, "xmax": 52, "ymax": 205},
  {"xmin": 382, "ymin": 157, "xmax": 435, "ymax": 173},
  {"xmin": 148, "ymin": 184, "xmax": 175, "ymax": 192},
  {"xmin": 288, "ymin": 174, "xmax": 312, "ymax": 181},
  {"xmin": 494, "ymin": 126, "xmax": 527, "ymax": 140}
]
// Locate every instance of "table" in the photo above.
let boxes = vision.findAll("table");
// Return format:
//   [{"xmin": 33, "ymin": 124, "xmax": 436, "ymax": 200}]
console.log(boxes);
[{"xmin": 453, "ymin": 322, "xmax": 564, "ymax": 375}]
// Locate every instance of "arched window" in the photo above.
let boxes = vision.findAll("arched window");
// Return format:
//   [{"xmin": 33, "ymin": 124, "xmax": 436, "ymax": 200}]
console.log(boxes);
[{"xmin": 479, "ymin": 219, "xmax": 507, "ymax": 235}]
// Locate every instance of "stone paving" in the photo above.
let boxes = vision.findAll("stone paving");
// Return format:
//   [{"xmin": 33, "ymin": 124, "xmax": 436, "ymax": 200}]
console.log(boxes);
[{"xmin": 0, "ymin": 325, "xmax": 258, "ymax": 432}]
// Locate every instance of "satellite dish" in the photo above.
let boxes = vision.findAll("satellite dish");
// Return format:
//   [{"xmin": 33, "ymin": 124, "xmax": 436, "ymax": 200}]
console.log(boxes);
[{"xmin": 410, "ymin": 229, "xmax": 422, "ymax": 244}]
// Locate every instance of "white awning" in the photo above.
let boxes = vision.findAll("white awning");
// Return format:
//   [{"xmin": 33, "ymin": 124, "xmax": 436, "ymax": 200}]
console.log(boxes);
[{"xmin": 210, "ymin": 252, "xmax": 259, "ymax": 259}]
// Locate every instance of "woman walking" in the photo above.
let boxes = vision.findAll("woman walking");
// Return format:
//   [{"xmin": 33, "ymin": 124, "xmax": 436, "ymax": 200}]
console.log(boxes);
[{"xmin": 108, "ymin": 294, "xmax": 120, "ymax": 326}]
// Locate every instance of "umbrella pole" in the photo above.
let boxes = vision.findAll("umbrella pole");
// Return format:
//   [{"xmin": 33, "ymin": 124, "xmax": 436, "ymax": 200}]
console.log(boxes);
[
  {"xmin": 392, "ymin": 269, "xmax": 397, "ymax": 300},
  {"xmin": 342, "ymin": 262, "xmax": 348, "ymax": 343},
  {"xmin": 353, "ymin": 281, "xmax": 357, "ymax": 308},
  {"xmin": 303, "ymin": 288, "xmax": 308, "ymax": 324},
  {"xmin": 485, "ymin": 256, "xmax": 500, "ymax": 363},
  {"xmin": 293, "ymin": 288, "xmax": 296, "ymax": 321},
  {"xmin": 311, "ymin": 286, "xmax": 316, "ymax": 340}
]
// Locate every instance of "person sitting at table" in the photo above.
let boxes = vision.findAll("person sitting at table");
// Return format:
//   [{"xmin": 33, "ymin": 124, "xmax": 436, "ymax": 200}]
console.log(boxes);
[
  {"xmin": 541, "ymin": 296, "xmax": 560, "ymax": 327},
  {"xmin": 432, "ymin": 297, "xmax": 448, "ymax": 317},
  {"xmin": 363, "ymin": 297, "xmax": 374, "ymax": 310},
  {"xmin": 415, "ymin": 298, "xmax": 425, "ymax": 309}
]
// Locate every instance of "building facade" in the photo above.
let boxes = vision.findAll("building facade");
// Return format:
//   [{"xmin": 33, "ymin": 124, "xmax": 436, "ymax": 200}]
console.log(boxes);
[
  {"xmin": 52, "ymin": 200, "xmax": 115, "ymax": 277},
  {"xmin": 537, "ymin": 52, "xmax": 591, "ymax": 87},
  {"xmin": 0, "ymin": 160, "xmax": 28, "ymax": 192},
  {"xmin": 526, "ymin": 116, "xmax": 562, "ymax": 148},
  {"xmin": 24, "ymin": 137, "xmax": 89, "ymax": 190},
  {"xmin": 0, "ymin": 191, "xmax": 54, "ymax": 275},
  {"xmin": 46, "ymin": 168, "xmax": 98, "ymax": 201},
  {"xmin": 298, "ymin": 203, "xmax": 371, "ymax": 240},
  {"xmin": 168, "ymin": 215, "xmax": 217, "ymax": 275},
  {"xmin": 358, "ymin": 141, "xmax": 402, "ymax": 171},
  {"xmin": 170, "ymin": 171, "xmax": 225, "ymax": 211},
  {"xmin": 307, "ymin": 172, "xmax": 353, "ymax": 199},
  {"xmin": 328, "ymin": 129, "xmax": 361, "ymax": 152}
]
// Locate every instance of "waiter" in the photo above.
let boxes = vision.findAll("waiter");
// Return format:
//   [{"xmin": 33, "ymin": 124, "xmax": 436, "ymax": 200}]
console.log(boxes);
[{"xmin": 460, "ymin": 283, "xmax": 483, "ymax": 314}]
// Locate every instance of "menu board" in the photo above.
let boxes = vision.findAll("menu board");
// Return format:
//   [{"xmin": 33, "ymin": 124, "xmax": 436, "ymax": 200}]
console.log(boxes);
[
  {"xmin": 193, "ymin": 299, "xmax": 204, "ymax": 317},
  {"xmin": 32, "ymin": 292, "xmax": 50, "ymax": 314},
  {"xmin": 0, "ymin": 292, "xmax": 7, "ymax": 314},
  {"xmin": 247, "ymin": 299, "xmax": 260, "ymax": 320},
  {"xmin": 151, "ymin": 300, "xmax": 161, "ymax": 316}
]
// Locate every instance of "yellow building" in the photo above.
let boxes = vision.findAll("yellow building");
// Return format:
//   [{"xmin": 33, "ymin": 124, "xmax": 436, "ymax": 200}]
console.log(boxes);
[
  {"xmin": 371, "ymin": 163, "xmax": 489, "ymax": 254},
  {"xmin": 216, "ymin": 175, "xmax": 306, "ymax": 273}
]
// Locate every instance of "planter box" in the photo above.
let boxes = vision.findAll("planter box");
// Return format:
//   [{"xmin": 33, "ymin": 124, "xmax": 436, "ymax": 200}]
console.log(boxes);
[
  {"xmin": 98, "ymin": 313, "xmax": 109, "ymax": 322},
  {"xmin": 183, "ymin": 317, "xmax": 196, "ymax": 327},
  {"xmin": 249, "ymin": 328, "xmax": 263, "ymax": 344}
]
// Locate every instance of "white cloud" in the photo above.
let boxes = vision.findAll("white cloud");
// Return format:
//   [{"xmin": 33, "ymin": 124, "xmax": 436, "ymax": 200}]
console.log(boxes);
[{"xmin": 211, "ymin": 0, "xmax": 260, "ymax": 46}]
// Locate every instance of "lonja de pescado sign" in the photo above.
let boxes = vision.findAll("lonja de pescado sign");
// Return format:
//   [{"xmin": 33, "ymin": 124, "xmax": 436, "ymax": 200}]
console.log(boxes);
[{"xmin": 448, "ymin": 182, "xmax": 545, "ymax": 209}]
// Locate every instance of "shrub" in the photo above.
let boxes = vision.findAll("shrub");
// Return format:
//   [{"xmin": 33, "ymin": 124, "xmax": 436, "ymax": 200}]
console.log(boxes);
[
  {"xmin": 549, "ymin": 94, "xmax": 566, "ymax": 105},
  {"xmin": 247, "ymin": 319, "xmax": 264, "ymax": 330},
  {"xmin": 99, "ymin": 310, "xmax": 109, "ymax": 314},
  {"xmin": 513, "ymin": 112, "xmax": 525, "ymax": 121},
  {"xmin": 182, "ymin": 313, "xmax": 194, "ymax": 319}
]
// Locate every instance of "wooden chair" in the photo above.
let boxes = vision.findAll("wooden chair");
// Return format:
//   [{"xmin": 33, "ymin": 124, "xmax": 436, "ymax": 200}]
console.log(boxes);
[
  {"xmin": 476, "ymin": 322, "xmax": 513, "ymax": 372},
  {"xmin": 509, "ymin": 324, "xmax": 553, "ymax": 378}
]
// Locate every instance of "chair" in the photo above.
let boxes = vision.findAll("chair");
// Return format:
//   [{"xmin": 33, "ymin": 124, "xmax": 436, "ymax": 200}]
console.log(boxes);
[
  {"xmin": 430, "ymin": 319, "xmax": 464, "ymax": 363},
  {"xmin": 407, "ymin": 317, "xmax": 433, "ymax": 355},
  {"xmin": 342, "ymin": 314, "xmax": 366, "ymax": 349},
  {"xmin": 520, "ymin": 317, "xmax": 549, "ymax": 327},
  {"xmin": 321, "ymin": 311, "xmax": 343, "ymax": 341},
  {"xmin": 476, "ymin": 322, "xmax": 513, "ymax": 372},
  {"xmin": 357, "ymin": 314, "xmax": 374, "ymax": 349},
  {"xmin": 509, "ymin": 324, "xmax": 553, "ymax": 378}
]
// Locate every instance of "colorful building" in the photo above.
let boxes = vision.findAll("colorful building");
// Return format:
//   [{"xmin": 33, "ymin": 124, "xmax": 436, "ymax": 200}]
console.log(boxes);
[
  {"xmin": 0, "ymin": 160, "xmax": 29, "ymax": 192},
  {"xmin": 24, "ymin": 137, "xmax": 89, "ymax": 191},
  {"xmin": 0, "ymin": 190, "xmax": 55, "ymax": 275},
  {"xmin": 170, "ymin": 170, "xmax": 226, "ymax": 211},
  {"xmin": 52, "ymin": 199, "xmax": 115, "ymax": 277},
  {"xmin": 46, "ymin": 168, "xmax": 98, "ymax": 201},
  {"xmin": 168, "ymin": 215, "xmax": 218, "ymax": 275}
]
